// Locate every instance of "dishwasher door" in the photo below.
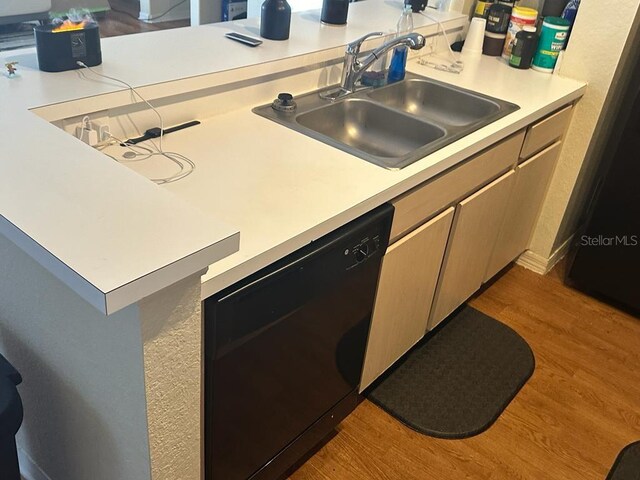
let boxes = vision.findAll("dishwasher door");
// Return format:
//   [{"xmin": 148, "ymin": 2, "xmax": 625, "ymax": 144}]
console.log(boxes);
[{"xmin": 204, "ymin": 204, "xmax": 393, "ymax": 480}]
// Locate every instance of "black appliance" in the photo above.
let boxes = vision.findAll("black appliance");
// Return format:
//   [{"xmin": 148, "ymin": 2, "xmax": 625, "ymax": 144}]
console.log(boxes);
[
  {"xmin": 566, "ymin": 50, "xmax": 640, "ymax": 313},
  {"xmin": 0, "ymin": 354, "xmax": 23, "ymax": 480},
  {"xmin": 204, "ymin": 204, "xmax": 393, "ymax": 480},
  {"xmin": 35, "ymin": 24, "xmax": 102, "ymax": 73}
]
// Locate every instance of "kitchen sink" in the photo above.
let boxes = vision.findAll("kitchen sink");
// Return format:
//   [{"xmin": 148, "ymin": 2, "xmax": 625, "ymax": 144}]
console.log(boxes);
[
  {"xmin": 296, "ymin": 99, "xmax": 445, "ymax": 159},
  {"xmin": 367, "ymin": 79, "xmax": 502, "ymax": 127},
  {"xmin": 253, "ymin": 72, "xmax": 519, "ymax": 170}
]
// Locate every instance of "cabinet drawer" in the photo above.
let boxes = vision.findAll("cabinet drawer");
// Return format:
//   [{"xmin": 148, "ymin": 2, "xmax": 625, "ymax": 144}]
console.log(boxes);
[
  {"xmin": 390, "ymin": 130, "xmax": 525, "ymax": 243},
  {"xmin": 520, "ymin": 105, "xmax": 573, "ymax": 159}
]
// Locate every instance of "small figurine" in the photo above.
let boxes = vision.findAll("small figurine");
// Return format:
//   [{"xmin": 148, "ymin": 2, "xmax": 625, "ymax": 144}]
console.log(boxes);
[{"xmin": 5, "ymin": 62, "xmax": 18, "ymax": 77}]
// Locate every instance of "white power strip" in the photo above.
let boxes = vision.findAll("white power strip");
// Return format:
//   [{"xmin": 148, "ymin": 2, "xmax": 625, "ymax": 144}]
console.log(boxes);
[{"xmin": 75, "ymin": 120, "xmax": 110, "ymax": 147}]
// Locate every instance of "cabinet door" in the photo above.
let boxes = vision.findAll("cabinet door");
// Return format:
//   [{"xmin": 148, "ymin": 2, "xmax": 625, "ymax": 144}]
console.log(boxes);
[
  {"xmin": 484, "ymin": 141, "xmax": 562, "ymax": 281},
  {"xmin": 428, "ymin": 170, "xmax": 516, "ymax": 331},
  {"xmin": 360, "ymin": 207, "xmax": 454, "ymax": 391}
]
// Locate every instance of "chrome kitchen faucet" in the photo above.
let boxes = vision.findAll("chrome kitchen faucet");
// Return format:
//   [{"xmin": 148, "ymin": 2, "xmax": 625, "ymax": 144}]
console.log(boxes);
[{"xmin": 322, "ymin": 31, "xmax": 427, "ymax": 101}]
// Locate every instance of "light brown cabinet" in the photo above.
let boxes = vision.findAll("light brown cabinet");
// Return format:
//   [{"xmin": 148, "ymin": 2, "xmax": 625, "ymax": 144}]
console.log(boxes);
[
  {"xmin": 520, "ymin": 105, "xmax": 573, "ymax": 159},
  {"xmin": 428, "ymin": 170, "xmax": 516, "ymax": 330},
  {"xmin": 389, "ymin": 131, "xmax": 524, "ymax": 243},
  {"xmin": 361, "ymin": 103, "xmax": 575, "ymax": 389},
  {"xmin": 485, "ymin": 141, "xmax": 563, "ymax": 281},
  {"xmin": 360, "ymin": 207, "xmax": 454, "ymax": 391}
]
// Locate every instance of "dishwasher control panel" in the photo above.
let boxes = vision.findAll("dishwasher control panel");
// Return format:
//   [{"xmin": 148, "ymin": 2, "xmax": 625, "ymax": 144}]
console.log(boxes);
[{"xmin": 345, "ymin": 234, "xmax": 382, "ymax": 269}]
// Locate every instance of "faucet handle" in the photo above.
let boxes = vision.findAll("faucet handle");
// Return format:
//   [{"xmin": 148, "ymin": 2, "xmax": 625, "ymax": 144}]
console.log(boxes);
[{"xmin": 346, "ymin": 32, "xmax": 385, "ymax": 56}]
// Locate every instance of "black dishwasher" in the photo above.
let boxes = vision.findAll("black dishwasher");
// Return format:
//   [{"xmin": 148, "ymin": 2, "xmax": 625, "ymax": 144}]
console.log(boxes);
[{"xmin": 204, "ymin": 204, "xmax": 393, "ymax": 480}]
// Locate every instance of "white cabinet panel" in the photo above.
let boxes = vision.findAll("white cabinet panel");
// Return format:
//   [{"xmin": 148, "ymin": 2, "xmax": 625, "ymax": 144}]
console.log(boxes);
[
  {"xmin": 360, "ymin": 207, "xmax": 454, "ymax": 391},
  {"xmin": 485, "ymin": 141, "xmax": 562, "ymax": 281},
  {"xmin": 428, "ymin": 170, "xmax": 516, "ymax": 330}
]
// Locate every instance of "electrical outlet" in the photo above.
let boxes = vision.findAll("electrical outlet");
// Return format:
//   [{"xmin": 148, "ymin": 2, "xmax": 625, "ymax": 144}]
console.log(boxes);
[
  {"xmin": 97, "ymin": 123, "xmax": 111, "ymax": 143},
  {"xmin": 75, "ymin": 124, "xmax": 99, "ymax": 146},
  {"xmin": 74, "ymin": 118, "xmax": 110, "ymax": 146},
  {"xmin": 62, "ymin": 110, "xmax": 110, "ymax": 138}
]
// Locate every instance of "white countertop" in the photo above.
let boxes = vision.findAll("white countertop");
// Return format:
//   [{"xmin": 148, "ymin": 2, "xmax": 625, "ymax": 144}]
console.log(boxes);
[
  {"xmin": 0, "ymin": 1, "xmax": 586, "ymax": 311},
  {"xmin": 115, "ymin": 55, "xmax": 586, "ymax": 300}
]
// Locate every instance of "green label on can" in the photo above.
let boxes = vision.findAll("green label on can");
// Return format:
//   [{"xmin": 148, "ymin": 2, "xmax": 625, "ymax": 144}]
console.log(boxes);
[
  {"xmin": 510, "ymin": 55, "xmax": 522, "ymax": 67},
  {"xmin": 533, "ymin": 23, "xmax": 569, "ymax": 70}
]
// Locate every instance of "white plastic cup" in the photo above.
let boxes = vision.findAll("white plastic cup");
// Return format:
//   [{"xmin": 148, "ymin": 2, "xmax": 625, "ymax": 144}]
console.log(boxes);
[{"xmin": 463, "ymin": 18, "xmax": 486, "ymax": 56}]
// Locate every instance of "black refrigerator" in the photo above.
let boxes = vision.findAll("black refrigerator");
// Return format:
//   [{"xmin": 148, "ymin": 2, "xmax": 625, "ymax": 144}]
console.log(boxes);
[{"xmin": 566, "ymin": 58, "xmax": 640, "ymax": 314}]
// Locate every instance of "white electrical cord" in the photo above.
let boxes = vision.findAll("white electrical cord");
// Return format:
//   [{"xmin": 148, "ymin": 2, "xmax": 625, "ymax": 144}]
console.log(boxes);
[
  {"xmin": 76, "ymin": 61, "xmax": 196, "ymax": 184},
  {"xmin": 96, "ymin": 134, "xmax": 196, "ymax": 184},
  {"xmin": 76, "ymin": 115, "xmax": 94, "ymax": 144},
  {"xmin": 418, "ymin": 8, "xmax": 464, "ymax": 74}
]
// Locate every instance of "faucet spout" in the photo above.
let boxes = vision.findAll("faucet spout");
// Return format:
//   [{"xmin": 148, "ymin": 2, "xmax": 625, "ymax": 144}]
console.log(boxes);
[
  {"xmin": 330, "ymin": 32, "xmax": 426, "ymax": 99},
  {"xmin": 357, "ymin": 33, "xmax": 426, "ymax": 78}
]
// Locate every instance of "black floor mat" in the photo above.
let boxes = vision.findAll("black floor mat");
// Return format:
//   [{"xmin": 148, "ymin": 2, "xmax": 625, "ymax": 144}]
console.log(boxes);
[
  {"xmin": 367, "ymin": 305, "xmax": 535, "ymax": 438},
  {"xmin": 607, "ymin": 442, "xmax": 640, "ymax": 480}
]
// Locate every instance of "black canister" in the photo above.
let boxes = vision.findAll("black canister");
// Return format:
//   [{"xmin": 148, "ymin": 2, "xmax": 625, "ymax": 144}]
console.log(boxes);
[
  {"xmin": 509, "ymin": 26, "xmax": 538, "ymax": 69},
  {"xmin": 486, "ymin": 2, "xmax": 512, "ymax": 34},
  {"xmin": 35, "ymin": 24, "xmax": 102, "ymax": 72},
  {"xmin": 483, "ymin": 31, "xmax": 507, "ymax": 56},
  {"xmin": 321, "ymin": 0, "xmax": 350, "ymax": 25},
  {"xmin": 542, "ymin": 0, "xmax": 569, "ymax": 17},
  {"xmin": 260, "ymin": 0, "xmax": 291, "ymax": 40}
]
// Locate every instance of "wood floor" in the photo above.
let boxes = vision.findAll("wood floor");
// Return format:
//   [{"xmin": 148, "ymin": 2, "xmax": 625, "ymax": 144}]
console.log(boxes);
[
  {"xmin": 291, "ymin": 263, "xmax": 640, "ymax": 479},
  {"xmin": 98, "ymin": 0, "xmax": 189, "ymax": 38}
]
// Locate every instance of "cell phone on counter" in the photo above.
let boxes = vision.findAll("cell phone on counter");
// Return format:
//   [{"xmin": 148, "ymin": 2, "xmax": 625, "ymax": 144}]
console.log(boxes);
[{"xmin": 224, "ymin": 32, "xmax": 263, "ymax": 47}]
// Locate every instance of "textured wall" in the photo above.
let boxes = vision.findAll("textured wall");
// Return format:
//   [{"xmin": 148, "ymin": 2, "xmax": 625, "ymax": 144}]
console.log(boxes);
[
  {"xmin": 139, "ymin": 273, "xmax": 203, "ymax": 480},
  {"xmin": 529, "ymin": 0, "xmax": 640, "ymax": 259},
  {"xmin": 0, "ymin": 233, "xmax": 152, "ymax": 480},
  {"xmin": 139, "ymin": 0, "xmax": 190, "ymax": 21},
  {"xmin": 461, "ymin": 0, "xmax": 475, "ymax": 16}
]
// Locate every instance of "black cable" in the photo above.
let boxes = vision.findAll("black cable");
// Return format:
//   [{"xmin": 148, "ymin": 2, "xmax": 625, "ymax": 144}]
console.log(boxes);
[
  {"xmin": 107, "ymin": 6, "xmax": 139, "ymax": 22},
  {"xmin": 125, "ymin": 121, "xmax": 201, "ymax": 145},
  {"xmin": 109, "ymin": 0, "xmax": 188, "ymax": 23},
  {"xmin": 149, "ymin": 0, "xmax": 188, "ymax": 20},
  {"xmin": 107, "ymin": 4, "xmax": 140, "ymax": 22}
]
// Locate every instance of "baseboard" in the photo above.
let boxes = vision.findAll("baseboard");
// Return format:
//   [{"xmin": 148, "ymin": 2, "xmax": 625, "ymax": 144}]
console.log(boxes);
[
  {"xmin": 139, "ymin": 1, "xmax": 190, "ymax": 23},
  {"xmin": 516, "ymin": 235, "xmax": 574, "ymax": 275},
  {"xmin": 18, "ymin": 447, "xmax": 52, "ymax": 480}
]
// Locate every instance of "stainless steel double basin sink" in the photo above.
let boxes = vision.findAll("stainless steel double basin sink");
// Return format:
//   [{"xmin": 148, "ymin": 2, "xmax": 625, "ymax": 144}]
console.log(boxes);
[{"xmin": 253, "ymin": 72, "xmax": 519, "ymax": 170}]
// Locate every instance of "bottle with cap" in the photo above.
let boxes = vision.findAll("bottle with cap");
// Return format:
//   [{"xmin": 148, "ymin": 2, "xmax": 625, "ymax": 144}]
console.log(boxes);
[
  {"xmin": 516, "ymin": 0, "xmax": 542, "ymax": 29},
  {"xmin": 321, "ymin": 0, "xmax": 350, "ymax": 25},
  {"xmin": 561, "ymin": 0, "xmax": 580, "ymax": 24},
  {"xmin": 486, "ymin": 1, "xmax": 513, "ymax": 33},
  {"xmin": 509, "ymin": 25, "xmax": 538, "ymax": 69},
  {"xmin": 560, "ymin": 0, "xmax": 580, "ymax": 44},
  {"xmin": 388, "ymin": 5, "xmax": 414, "ymax": 83},
  {"xmin": 483, "ymin": 1, "xmax": 513, "ymax": 56},
  {"xmin": 260, "ymin": 0, "xmax": 292, "ymax": 40},
  {"xmin": 502, "ymin": 5, "xmax": 538, "ymax": 59}
]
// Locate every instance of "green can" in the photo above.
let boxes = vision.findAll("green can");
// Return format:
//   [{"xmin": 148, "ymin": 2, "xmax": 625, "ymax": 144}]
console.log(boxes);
[{"xmin": 532, "ymin": 17, "xmax": 571, "ymax": 73}]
